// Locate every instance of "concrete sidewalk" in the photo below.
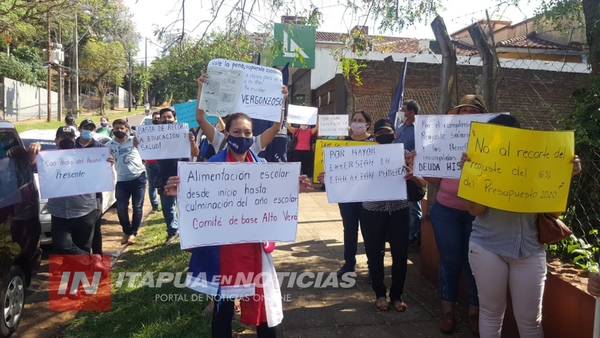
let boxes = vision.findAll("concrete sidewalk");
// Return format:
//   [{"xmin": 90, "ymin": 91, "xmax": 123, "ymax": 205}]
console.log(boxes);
[{"xmin": 242, "ymin": 191, "xmax": 474, "ymax": 338}]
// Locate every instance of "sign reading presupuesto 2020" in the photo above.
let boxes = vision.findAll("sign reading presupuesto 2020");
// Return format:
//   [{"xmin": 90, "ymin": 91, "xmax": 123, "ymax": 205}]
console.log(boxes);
[
  {"xmin": 36, "ymin": 148, "xmax": 114, "ymax": 199},
  {"xmin": 457, "ymin": 122, "xmax": 575, "ymax": 213},
  {"xmin": 177, "ymin": 162, "xmax": 301, "ymax": 249}
]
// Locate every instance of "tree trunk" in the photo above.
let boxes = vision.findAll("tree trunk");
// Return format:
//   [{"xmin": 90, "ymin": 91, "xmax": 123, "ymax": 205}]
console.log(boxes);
[
  {"xmin": 97, "ymin": 82, "xmax": 105, "ymax": 115},
  {"xmin": 582, "ymin": 0, "xmax": 599, "ymax": 76}
]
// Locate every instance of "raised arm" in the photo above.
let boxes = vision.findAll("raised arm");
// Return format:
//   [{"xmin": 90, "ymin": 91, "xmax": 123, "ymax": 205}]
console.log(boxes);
[
  {"xmin": 189, "ymin": 132, "xmax": 200, "ymax": 157},
  {"xmin": 287, "ymin": 123, "xmax": 296, "ymax": 134},
  {"xmin": 259, "ymin": 85, "xmax": 288, "ymax": 148},
  {"xmin": 195, "ymin": 74, "xmax": 216, "ymax": 143},
  {"xmin": 311, "ymin": 119, "xmax": 319, "ymax": 136}
]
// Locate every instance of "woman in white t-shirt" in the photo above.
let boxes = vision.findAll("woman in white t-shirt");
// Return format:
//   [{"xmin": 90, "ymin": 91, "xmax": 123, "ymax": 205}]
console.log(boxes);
[{"xmin": 195, "ymin": 74, "xmax": 287, "ymax": 155}]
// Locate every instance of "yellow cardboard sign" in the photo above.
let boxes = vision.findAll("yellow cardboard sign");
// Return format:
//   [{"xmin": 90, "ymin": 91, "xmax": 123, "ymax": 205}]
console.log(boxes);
[
  {"xmin": 457, "ymin": 122, "xmax": 574, "ymax": 213},
  {"xmin": 313, "ymin": 139, "xmax": 373, "ymax": 183}
]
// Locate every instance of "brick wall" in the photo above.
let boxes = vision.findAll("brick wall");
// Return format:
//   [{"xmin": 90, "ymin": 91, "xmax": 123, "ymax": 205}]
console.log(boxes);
[{"xmin": 349, "ymin": 59, "xmax": 590, "ymax": 130}]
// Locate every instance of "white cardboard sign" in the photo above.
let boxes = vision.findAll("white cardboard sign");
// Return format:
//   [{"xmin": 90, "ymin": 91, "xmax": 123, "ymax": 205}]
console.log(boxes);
[
  {"xmin": 287, "ymin": 105, "xmax": 318, "ymax": 125},
  {"xmin": 318, "ymin": 115, "xmax": 348, "ymax": 137},
  {"xmin": 323, "ymin": 143, "xmax": 407, "ymax": 203},
  {"xmin": 36, "ymin": 148, "xmax": 114, "ymax": 199},
  {"xmin": 199, "ymin": 59, "xmax": 284, "ymax": 122},
  {"xmin": 177, "ymin": 161, "xmax": 301, "ymax": 249},
  {"xmin": 414, "ymin": 113, "xmax": 505, "ymax": 178},
  {"xmin": 136, "ymin": 123, "xmax": 191, "ymax": 160}
]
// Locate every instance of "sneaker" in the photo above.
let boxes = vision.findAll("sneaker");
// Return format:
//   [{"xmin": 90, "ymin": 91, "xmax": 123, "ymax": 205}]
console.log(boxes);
[
  {"xmin": 152, "ymin": 205, "xmax": 159, "ymax": 212},
  {"xmin": 127, "ymin": 235, "xmax": 137, "ymax": 245},
  {"xmin": 336, "ymin": 264, "xmax": 355, "ymax": 277},
  {"xmin": 164, "ymin": 232, "xmax": 179, "ymax": 246},
  {"xmin": 120, "ymin": 234, "xmax": 129, "ymax": 245}
]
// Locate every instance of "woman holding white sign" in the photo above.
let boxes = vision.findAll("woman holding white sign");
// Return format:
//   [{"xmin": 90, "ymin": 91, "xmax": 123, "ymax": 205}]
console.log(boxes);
[
  {"xmin": 361, "ymin": 119, "xmax": 426, "ymax": 312},
  {"xmin": 164, "ymin": 113, "xmax": 312, "ymax": 338},
  {"xmin": 422, "ymin": 95, "xmax": 488, "ymax": 335},
  {"xmin": 462, "ymin": 114, "xmax": 582, "ymax": 338}
]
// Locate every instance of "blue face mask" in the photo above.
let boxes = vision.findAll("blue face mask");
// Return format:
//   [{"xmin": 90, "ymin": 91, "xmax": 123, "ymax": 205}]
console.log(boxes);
[
  {"xmin": 226, "ymin": 135, "xmax": 254, "ymax": 154},
  {"xmin": 81, "ymin": 130, "xmax": 94, "ymax": 140}
]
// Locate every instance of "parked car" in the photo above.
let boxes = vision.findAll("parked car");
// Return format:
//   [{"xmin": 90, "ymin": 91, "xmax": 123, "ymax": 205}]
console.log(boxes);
[
  {"xmin": 19, "ymin": 129, "xmax": 117, "ymax": 245},
  {"xmin": 0, "ymin": 122, "xmax": 42, "ymax": 337}
]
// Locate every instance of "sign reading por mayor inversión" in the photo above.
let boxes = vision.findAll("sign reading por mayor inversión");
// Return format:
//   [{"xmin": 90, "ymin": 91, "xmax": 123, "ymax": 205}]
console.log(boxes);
[{"xmin": 273, "ymin": 23, "xmax": 316, "ymax": 69}]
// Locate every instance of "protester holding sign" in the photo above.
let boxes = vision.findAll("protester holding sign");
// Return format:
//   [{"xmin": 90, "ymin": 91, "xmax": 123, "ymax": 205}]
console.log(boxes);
[
  {"xmin": 361, "ymin": 119, "xmax": 426, "ymax": 312},
  {"xmin": 461, "ymin": 114, "xmax": 581, "ymax": 338},
  {"xmin": 287, "ymin": 120, "xmax": 318, "ymax": 177},
  {"xmin": 420, "ymin": 95, "xmax": 487, "ymax": 335},
  {"xmin": 153, "ymin": 107, "xmax": 199, "ymax": 245},
  {"xmin": 107, "ymin": 119, "xmax": 146, "ymax": 245},
  {"xmin": 163, "ymin": 112, "xmax": 312, "ymax": 338},
  {"xmin": 195, "ymin": 74, "xmax": 286, "ymax": 156},
  {"xmin": 332, "ymin": 110, "xmax": 375, "ymax": 277},
  {"xmin": 29, "ymin": 127, "xmax": 113, "ymax": 265}
]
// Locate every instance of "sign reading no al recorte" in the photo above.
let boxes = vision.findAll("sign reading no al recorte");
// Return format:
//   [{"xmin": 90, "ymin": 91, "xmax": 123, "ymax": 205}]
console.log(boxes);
[
  {"xmin": 177, "ymin": 162, "xmax": 301, "ymax": 249},
  {"xmin": 313, "ymin": 139, "xmax": 373, "ymax": 183},
  {"xmin": 457, "ymin": 122, "xmax": 575, "ymax": 213}
]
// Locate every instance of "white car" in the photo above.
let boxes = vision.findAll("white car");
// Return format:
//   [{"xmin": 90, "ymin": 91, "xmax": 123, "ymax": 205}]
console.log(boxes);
[{"xmin": 19, "ymin": 129, "xmax": 117, "ymax": 245}]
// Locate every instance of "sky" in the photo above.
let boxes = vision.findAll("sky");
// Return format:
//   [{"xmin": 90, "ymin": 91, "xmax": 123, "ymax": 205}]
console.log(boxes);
[{"xmin": 124, "ymin": 0, "xmax": 541, "ymax": 63}]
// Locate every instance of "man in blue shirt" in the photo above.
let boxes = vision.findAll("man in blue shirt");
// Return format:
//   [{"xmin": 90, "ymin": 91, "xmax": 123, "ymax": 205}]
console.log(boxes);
[{"xmin": 394, "ymin": 100, "xmax": 422, "ymax": 246}]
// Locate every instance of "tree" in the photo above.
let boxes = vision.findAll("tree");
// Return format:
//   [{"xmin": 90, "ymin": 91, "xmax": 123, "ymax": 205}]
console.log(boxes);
[{"xmin": 79, "ymin": 40, "xmax": 127, "ymax": 114}]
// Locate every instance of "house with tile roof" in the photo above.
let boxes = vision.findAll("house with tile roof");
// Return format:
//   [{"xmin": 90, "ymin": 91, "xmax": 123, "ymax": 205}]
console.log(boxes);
[{"xmin": 268, "ymin": 15, "xmax": 589, "ymax": 130}]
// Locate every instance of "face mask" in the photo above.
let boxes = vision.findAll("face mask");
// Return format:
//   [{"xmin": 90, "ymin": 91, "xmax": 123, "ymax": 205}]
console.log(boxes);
[
  {"xmin": 81, "ymin": 130, "xmax": 93, "ymax": 140},
  {"xmin": 113, "ymin": 131, "xmax": 127, "ymax": 139},
  {"xmin": 226, "ymin": 135, "xmax": 254, "ymax": 154},
  {"xmin": 351, "ymin": 122, "xmax": 367, "ymax": 134},
  {"xmin": 59, "ymin": 138, "xmax": 75, "ymax": 149},
  {"xmin": 161, "ymin": 120, "xmax": 174, "ymax": 124},
  {"xmin": 375, "ymin": 133, "xmax": 395, "ymax": 144},
  {"xmin": 100, "ymin": 122, "xmax": 108, "ymax": 127},
  {"xmin": 152, "ymin": 120, "xmax": 160, "ymax": 125}
]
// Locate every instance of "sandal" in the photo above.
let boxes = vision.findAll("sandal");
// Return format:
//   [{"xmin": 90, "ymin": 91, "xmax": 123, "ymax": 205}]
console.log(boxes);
[
  {"xmin": 391, "ymin": 300, "xmax": 407, "ymax": 312},
  {"xmin": 439, "ymin": 312, "xmax": 454, "ymax": 335},
  {"xmin": 375, "ymin": 297, "xmax": 389, "ymax": 311}
]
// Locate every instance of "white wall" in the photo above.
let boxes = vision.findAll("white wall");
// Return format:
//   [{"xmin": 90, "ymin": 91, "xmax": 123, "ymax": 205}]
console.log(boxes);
[
  {"xmin": 2, "ymin": 77, "xmax": 58, "ymax": 121},
  {"xmin": 117, "ymin": 87, "xmax": 130, "ymax": 109}
]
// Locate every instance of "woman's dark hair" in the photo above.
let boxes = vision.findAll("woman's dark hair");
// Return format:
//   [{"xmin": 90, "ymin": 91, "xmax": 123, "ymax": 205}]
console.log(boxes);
[
  {"xmin": 488, "ymin": 114, "xmax": 520, "ymax": 128},
  {"xmin": 225, "ymin": 113, "xmax": 253, "ymax": 132},
  {"xmin": 352, "ymin": 110, "xmax": 372, "ymax": 126},
  {"xmin": 65, "ymin": 114, "xmax": 75, "ymax": 126}
]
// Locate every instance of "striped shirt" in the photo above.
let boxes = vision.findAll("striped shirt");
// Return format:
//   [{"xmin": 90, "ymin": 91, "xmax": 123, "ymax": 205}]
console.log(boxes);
[{"xmin": 470, "ymin": 208, "xmax": 544, "ymax": 259}]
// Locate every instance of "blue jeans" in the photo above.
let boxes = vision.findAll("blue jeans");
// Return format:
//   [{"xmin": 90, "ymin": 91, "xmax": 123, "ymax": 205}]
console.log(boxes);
[
  {"xmin": 160, "ymin": 193, "xmax": 178, "ymax": 236},
  {"xmin": 116, "ymin": 172, "xmax": 146, "ymax": 236},
  {"xmin": 338, "ymin": 202, "xmax": 362, "ymax": 267},
  {"xmin": 408, "ymin": 200, "xmax": 422, "ymax": 239},
  {"xmin": 145, "ymin": 162, "xmax": 159, "ymax": 208},
  {"xmin": 430, "ymin": 202, "xmax": 479, "ymax": 306}
]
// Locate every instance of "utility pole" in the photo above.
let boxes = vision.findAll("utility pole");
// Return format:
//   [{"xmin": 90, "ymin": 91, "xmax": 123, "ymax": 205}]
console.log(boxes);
[
  {"xmin": 47, "ymin": 11, "xmax": 52, "ymax": 122},
  {"xmin": 128, "ymin": 53, "xmax": 132, "ymax": 112},
  {"xmin": 144, "ymin": 37, "xmax": 148, "ymax": 104},
  {"xmin": 73, "ymin": 14, "xmax": 79, "ymax": 117},
  {"xmin": 57, "ymin": 22, "xmax": 62, "ymax": 121}
]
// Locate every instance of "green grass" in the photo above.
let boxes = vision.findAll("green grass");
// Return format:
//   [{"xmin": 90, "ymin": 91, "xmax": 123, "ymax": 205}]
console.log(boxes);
[
  {"xmin": 13, "ymin": 107, "xmax": 148, "ymax": 133},
  {"xmin": 62, "ymin": 212, "xmax": 246, "ymax": 338}
]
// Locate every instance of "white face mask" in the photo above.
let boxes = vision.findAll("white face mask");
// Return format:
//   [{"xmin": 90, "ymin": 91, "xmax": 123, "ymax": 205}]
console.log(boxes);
[{"xmin": 351, "ymin": 122, "xmax": 367, "ymax": 134}]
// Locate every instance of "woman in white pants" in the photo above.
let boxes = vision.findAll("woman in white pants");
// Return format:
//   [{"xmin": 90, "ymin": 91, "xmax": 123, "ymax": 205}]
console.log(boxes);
[{"xmin": 461, "ymin": 115, "xmax": 582, "ymax": 338}]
